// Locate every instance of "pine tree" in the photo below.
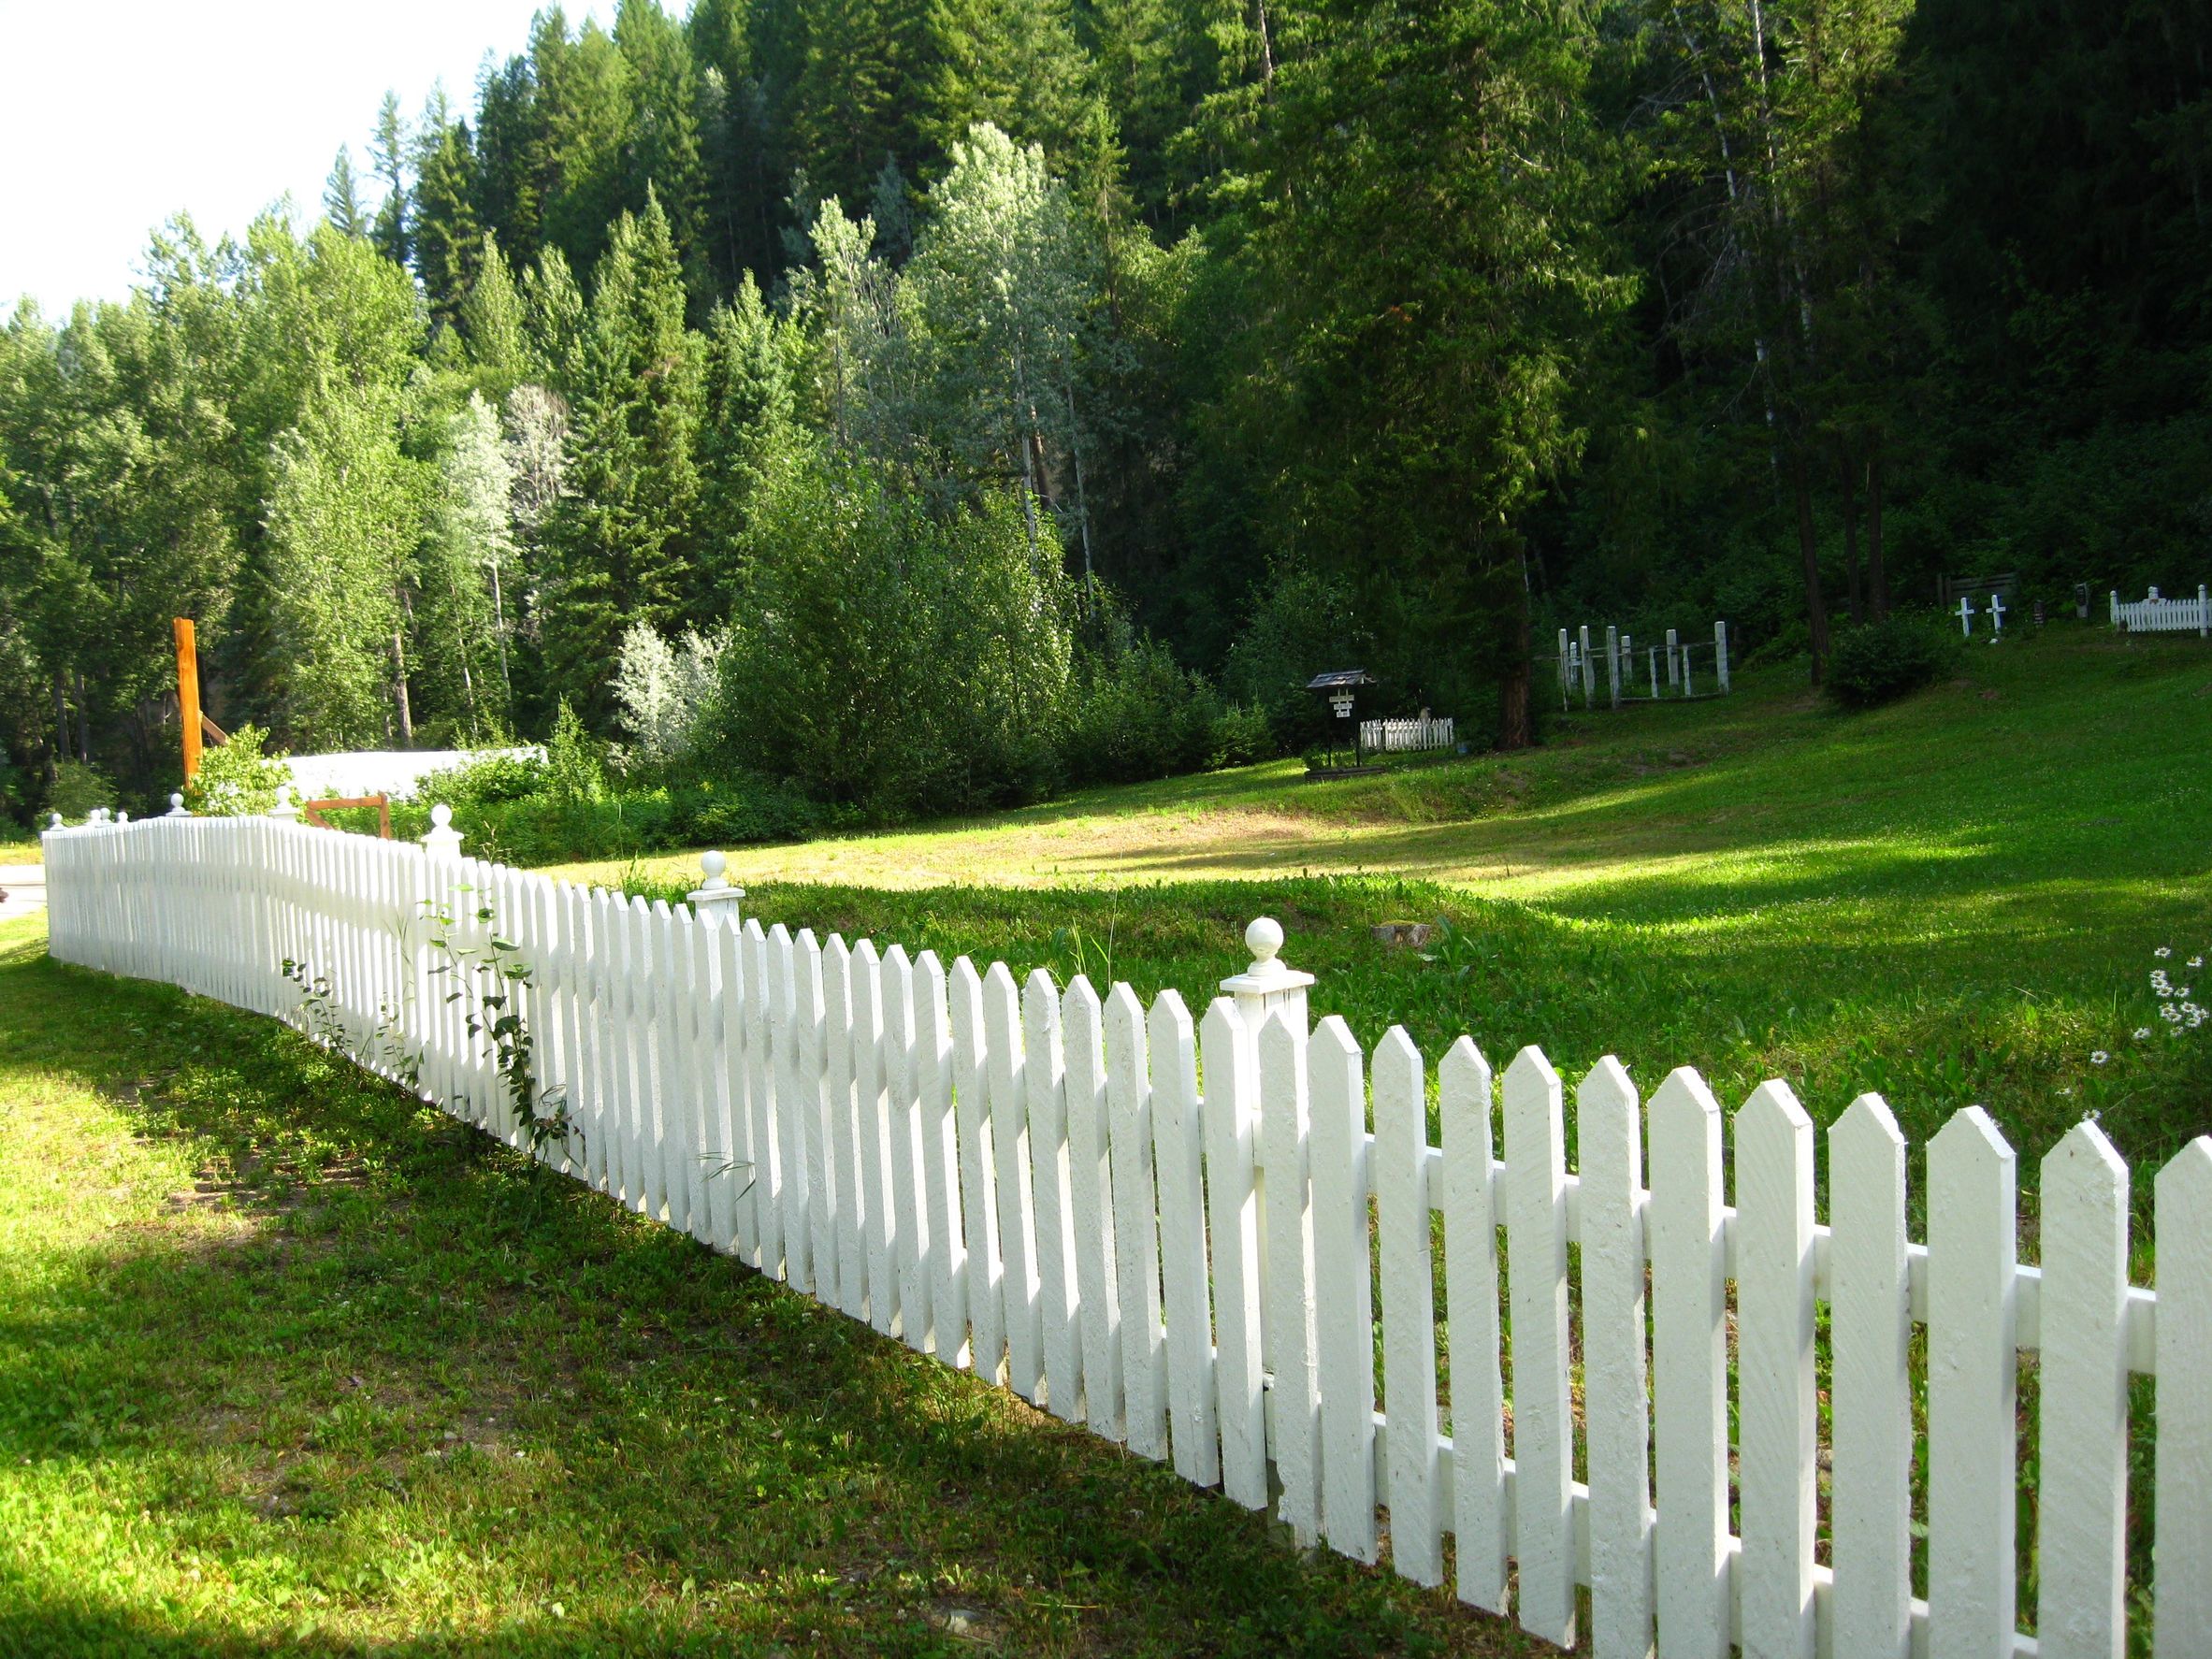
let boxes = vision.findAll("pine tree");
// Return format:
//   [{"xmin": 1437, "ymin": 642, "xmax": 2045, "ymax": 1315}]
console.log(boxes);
[
  {"xmin": 790, "ymin": 0, "xmax": 930, "ymax": 211},
  {"xmin": 324, "ymin": 148, "xmax": 369, "ymax": 238},
  {"xmin": 369, "ymin": 93, "xmax": 411, "ymax": 267},
  {"xmin": 534, "ymin": 13, "xmax": 638, "ymax": 280},
  {"xmin": 412, "ymin": 120, "xmax": 484, "ymax": 336},
  {"xmin": 538, "ymin": 195, "xmax": 702, "ymax": 727},
  {"xmin": 460, "ymin": 234, "xmax": 536, "ymax": 395},
  {"xmin": 924, "ymin": 0, "xmax": 1105, "ymax": 176},
  {"xmin": 697, "ymin": 273, "xmax": 798, "ymax": 613},
  {"xmin": 474, "ymin": 53, "xmax": 544, "ymax": 267},
  {"xmin": 614, "ymin": 0, "xmax": 712, "ymax": 310}
]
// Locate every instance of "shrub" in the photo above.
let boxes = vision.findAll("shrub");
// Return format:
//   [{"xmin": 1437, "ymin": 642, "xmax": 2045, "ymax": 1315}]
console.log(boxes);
[
  {"xmin": 1223, "ymin": 560, "xmax": 1372, "ymax": 750},
  {"xmin": 182, "ymin": 725, "xmax": 296, "ymax": 816},
  {"xmin": 48, "ymin": 759, "xmax": 116, "ymax": 821},
  {"xmin": 613, "ymin": 624, "xmax": 725, "ymax": 777},
  {"xmin": 1826, "ymin": 614, "xmax": 1960, "ymax": 709},
  {"xmin": 544, "ymin": 698, "xmax": 606, "ymax": 803}
]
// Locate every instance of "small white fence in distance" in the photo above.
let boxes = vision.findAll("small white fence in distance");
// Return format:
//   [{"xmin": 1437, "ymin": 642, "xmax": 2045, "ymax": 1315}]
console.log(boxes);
[
  {"xmin": 1358, "ymin": 714, "xmax": 1455, "ymax": 755},
  {"xmin": 38, "ymin": 812, "xmax": 2211, "ymax": 1658},
  {"xmin": 2111, "ymin": 585, "xmax": 2211, "ymax": 636}
]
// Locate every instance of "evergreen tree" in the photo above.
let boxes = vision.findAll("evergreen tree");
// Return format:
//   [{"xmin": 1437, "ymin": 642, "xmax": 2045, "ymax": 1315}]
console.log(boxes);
[
  {"xmin": 1240, "ymin": 0, "xmax": 1628, "ymax": 747},
  {"xmin": 324, "ymin": 148, "xmax": 369, "ymax": 238},
  {"xmin": 534, "ymin": 12, "xmax": 638, "ymax": 279},
  {"xmin": 473, "ymin": 53, "xmax": 544, "ymax": 267},
  {"xmin": 460, "ymin": 234, "xmax": 536, "ymax": 396},
  {"xmin": 697, "ymin": 273, "xmax": 799, "ymax": 612},
  {"xmin": 412, "ymin": 119, "xmax": 484, "ymax": 336},
  {"xmin": 924, "ymin": 0, "xmax": 1106, "ymax": 178},
  {"xmin": 614, "ymin": 0, "xmax": 713, "ymax": 310},
  {"xmin": 789, "ymin": 0, "xmax": 930, "ymax": 210},
  {"xmin": 369, "ymin": 92, "xmax": 411, "ymax": 267},
  {"xmin": 538, "ymin": 195, "xmax": 702, "ymax": 728}
]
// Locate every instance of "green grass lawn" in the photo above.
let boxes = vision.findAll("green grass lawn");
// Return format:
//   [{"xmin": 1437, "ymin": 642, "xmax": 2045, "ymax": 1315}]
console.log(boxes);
[
  {"xmin": 571, "ymin": 627, "xmax": 2212, "ymax": 1214},
  {"xmin": 0, "ymin": 913, "xmax": 1538, "ymax": 1655}
]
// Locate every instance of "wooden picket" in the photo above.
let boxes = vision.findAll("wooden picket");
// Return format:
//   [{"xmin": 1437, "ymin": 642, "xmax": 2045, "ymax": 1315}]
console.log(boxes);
[{"xmin": 42, "ymin": 811, "xmax": 2202, "ymax": 1659}]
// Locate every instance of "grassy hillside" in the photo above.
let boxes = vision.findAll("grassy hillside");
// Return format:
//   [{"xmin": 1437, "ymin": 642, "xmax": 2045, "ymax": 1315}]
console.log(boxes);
[{"xmin": 561, "ymin": 627, "xmax": 2212, "ymax": 1202}]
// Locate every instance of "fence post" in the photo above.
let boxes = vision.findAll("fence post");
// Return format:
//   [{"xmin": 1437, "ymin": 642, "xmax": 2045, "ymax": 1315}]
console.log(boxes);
[
  {"xmin": 1558, "ymin": 628, "xmax": 1571, "ymax": 708},
  {"xmin": 422, "ymin": 802, "xmax": 463, "ymax": 860},
  {"xmin": 1606, "ymin": 624, "xmax": 1621, "ymax": 709},
  {"xmin": 1579, "ymin": 625, "xmax": 1596, "ymax": 704},
  {"xmin": 166, "ymin": 792, "xmax": 190, "ymax": 818},
  {"xmin": 1715, "ymin": 620, "xmax": 1730, "ymax": 691},
  {"xmin": 1221, "ymin": 917, "xmax": 1314, "ymax": 1047},
  {"xmin": 1667, "ymin": 627, "xmax": 1680, "ymax": 688},
  {"xmin": 687, "ymin": 848, "xmax": 745, "ymax": 927}
]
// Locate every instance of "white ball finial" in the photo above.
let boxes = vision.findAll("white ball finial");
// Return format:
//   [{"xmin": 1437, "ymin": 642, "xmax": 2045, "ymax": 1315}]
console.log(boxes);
[
  {"xmin": 48, "ymin": 812, "xmax": 62, "ymax": 830},
  {"xmin": 430, "ymin": 802, "xmax": 454, "ymax": 829},
  {"xmin": 1246, "ymin": 916, "xmax": 1284, "ymax": 967},
  {"xmin": 701, "ymin": 849, "xmax": 728, "ymax": 888}
]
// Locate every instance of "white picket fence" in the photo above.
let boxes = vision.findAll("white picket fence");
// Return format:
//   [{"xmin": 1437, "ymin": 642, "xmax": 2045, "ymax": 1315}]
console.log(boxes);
[
  {"xmin": 1359, "ymin": 714, "xmax": 1456, "ymax": 754},
  {"xmin": 39, "ymin": 812, "xmax": 2212, "ymax": 1659},
  {"xmin": 2110, "ymin": 586, "xmax": 2211, "ymax": 636}
]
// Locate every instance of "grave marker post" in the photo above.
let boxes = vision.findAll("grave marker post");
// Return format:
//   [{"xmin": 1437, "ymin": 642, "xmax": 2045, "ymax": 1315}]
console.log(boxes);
[
  {"xmin": 1606, "ymin": 626, "xmax": 1620, "ymax": 708},
  {"xmin": 1579, "ymin": 625, "xmax": 1596, "ymax": 704},
  {"xmin": 1715, "ymin": 621, "xmax": 1730, "ymax": 692},
  {"xmin": 1957, "ymin": 596, "xmax": 1976, "ymax": 637},
  {"xmin": 1988, "ymin": 593, "xmax": 2005, "ymax": 637},
  {"xmin": 1667, "ymin": 628, "xmax": 1679, "ymax": 687}
]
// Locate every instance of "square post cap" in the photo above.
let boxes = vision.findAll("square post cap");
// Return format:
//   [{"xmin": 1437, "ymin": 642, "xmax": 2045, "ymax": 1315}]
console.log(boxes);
[{"xmin": 1221, "ymin": 916, "xmax": 1316, "ymax": 1000}]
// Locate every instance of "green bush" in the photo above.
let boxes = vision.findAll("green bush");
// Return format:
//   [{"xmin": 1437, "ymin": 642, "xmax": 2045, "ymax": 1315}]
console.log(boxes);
[
  {"xmin": 181, "ymin": 724, "xmax": 296, "ymax": 816},
  {"xmin": 1825, "ymin": 614, "xmax": 1960, "ymax": 709},
  {"xmin": 48, "ymin": 759, "xmax": 116, "ymax": 822}
]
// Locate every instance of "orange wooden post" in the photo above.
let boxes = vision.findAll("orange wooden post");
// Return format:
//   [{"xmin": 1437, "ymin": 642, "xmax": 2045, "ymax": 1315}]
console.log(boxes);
[{"xmin": 174, "ymin": 617, "xmax": 202, "ymax": 781}]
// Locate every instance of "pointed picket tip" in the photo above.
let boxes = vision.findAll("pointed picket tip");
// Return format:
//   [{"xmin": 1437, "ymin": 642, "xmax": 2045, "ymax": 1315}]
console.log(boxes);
[
  {"xmin": 630, "ymin": 892, "xmax": 653, "ymax": 916},
  {"xmin": 1648, "ymin": 1065, "xmax": 1721, "ymax": 1132},
  {"xmin": 653, "ymin": 897, "xmax": 673, "ymax": 918},
  {"xmin": 884, "ymin": 942, "xmax": 912, "ymax": 972},
  {"xmin": 1198, "ymin": 994, "xmax": 1240, "ymax": 1046},
  {"xmin": 1101, "ymin": 982, "xmax": 1141, "ymax": 1034},
  {"xmin": 1578, "ymin": 1053, "xmax": 1636, "ymax": 1113},
  {"xmin": 915, "ymin": 947, "xmax": 946, "ymax": 988},
  {"xmin": 1929, "ymin": 1103, "xmax": 2014, "ymax": 1166},
  {"xmin": 1505, "ymin": 1044, "xmax": 1560, "ymax": 1092},
  {"xmin": 1312, "ymin": 1013, "xmax": 1361, "ymax": 1063},
  {"xmin": 1063, "ymin": 973, "xmax": 1101, "ymax": 1017},
  {"xmin": 1439, "ymin": 1033, "xmax": 1492, "ymax": 1094},
  {"xmin": 1830, "ymin": 1091, "xmax": 1903, "ymax": 1152},
  {"xmin": 743, "ymin": 916, "xmax": 767, "ymax": 942},
  {"xmin": 1738, "ymin": 1077, "xmax": 1812, "ymax": 1136},
  {"xmin": 1375, "ymin": 1023, "xmax": 1423, "ymax": 1075},
  {"xmin": 2157, "ymin": 1134, "xmax": 2212, "ymax": 1201},
  {"xmin": 854, "ymin": 935, "xmax": 882, "ymax": 967},
  {"xmin": 983, "ymin": 957, "xmax": 1017, "ymax": 996},
  {"xmin": 1258, "ymin": 1003, "xmax": 1301, "ymax": 1064},
  {"xmin": 1149, "ymin": 987, "xmax": 1193, "ymax": 1041},
  {"xmin": 769, "ymin": 921, "xmax": 792, "ymax": 949},
  {"xmin": 824, "ymin": 932, "xmax": 850, "ymax": 964},
  {"xmin": 949, "ymin": 954, "xmax": 982, "ymax": 993},
  {"xmin": 2042, "ymin": 1116, "xmax": 2128, "ymax": 1195},
  {"xmin": 794, "ymin": 925, "xmax": 817, "ymax": 951},
  {"xmin": 1022, "ymin": 965, "xmax": 1057, "ymax": 1003}
]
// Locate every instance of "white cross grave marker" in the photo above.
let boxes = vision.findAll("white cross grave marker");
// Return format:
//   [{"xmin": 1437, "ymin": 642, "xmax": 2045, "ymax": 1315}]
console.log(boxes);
[
  {"xmin": 1957, "ymin": 595, "xmax": 1976, "ymax": 637},
  {"xmin": 1988, "ymin": 593, "xmax": 2005, "ymax": 638}
]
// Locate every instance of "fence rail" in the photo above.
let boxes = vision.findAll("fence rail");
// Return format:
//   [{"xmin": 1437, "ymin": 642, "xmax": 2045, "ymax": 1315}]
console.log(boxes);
[{"xmin": 40, "ymin": 813, "xmax": 2211, "ymax": 1659}]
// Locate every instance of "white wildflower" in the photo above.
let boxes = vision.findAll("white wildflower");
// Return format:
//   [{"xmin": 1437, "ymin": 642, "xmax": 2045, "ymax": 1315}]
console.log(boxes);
[
  {"xmin": 2136, "ymin": 1027, "xmax": 2153, "ymax": 1040},
  {"xmin": 2091, "ymin": 1050, "xmax": 2110, "ymax": 1064},
  {"xmin": 2158, "ymin": 946, "xmax": 2174, "ymax": 958},
  {"xmin": 2190, "ymin": 957, "xmax": 2204, "ymax": 969},
  {"xmin": 2164, "ymin": 1003, "xmax": 2183, "ymax": 1021}
]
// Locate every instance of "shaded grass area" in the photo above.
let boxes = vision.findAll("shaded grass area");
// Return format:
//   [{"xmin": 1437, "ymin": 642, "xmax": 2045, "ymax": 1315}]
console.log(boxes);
[{"xmin": 0, "ymin": 914, "xmax": 1536, "ymax": 1656}]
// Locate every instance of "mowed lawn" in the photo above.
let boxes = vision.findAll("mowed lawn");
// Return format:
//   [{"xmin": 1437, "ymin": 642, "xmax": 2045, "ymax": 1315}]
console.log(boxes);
[
  {"xmin": 562, "ymin": 628, "xmax": 2212, "ymax": 1199},
  {"xmin": 0, "ymin": 914, "xmax": 1538, "ymax": 1656}
]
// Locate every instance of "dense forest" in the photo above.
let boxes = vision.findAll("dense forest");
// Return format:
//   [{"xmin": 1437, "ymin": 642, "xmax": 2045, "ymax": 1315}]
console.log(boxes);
[{"xmin": 3, "ymin": 0, "xmax": 2206, "ymax": 828}]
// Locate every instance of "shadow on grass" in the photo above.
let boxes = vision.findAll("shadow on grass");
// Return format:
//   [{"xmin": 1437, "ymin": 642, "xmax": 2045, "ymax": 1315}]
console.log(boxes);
[{"xmin": 0, "ymin": 930, "xmax": 1540, "ymax": 1657}]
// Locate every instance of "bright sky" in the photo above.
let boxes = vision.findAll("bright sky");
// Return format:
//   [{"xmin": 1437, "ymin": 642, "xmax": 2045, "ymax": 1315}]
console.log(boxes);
[{"xmin": 0, "ymin": 0, "xmax": 614, "ymax": 317}]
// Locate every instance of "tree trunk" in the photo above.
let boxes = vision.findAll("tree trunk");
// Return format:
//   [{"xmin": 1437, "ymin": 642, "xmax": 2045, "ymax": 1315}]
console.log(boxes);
[
  {"xmin": 1496, "ymin": 546, "xmax": 1534, "ymax": 751},
  {"xmin": 392, "ymin": 629, "xmax": 415, "ymax": 747},
  {"xmin": 74, "ymin": 669, "xmax": 91, "ymax": 761},
  {"xmin": 1791, "ymin": 450, "xmax": 1831, "ymax": 684},
  {"xmin": 1866, "ymin": 448, "xmax": 1889, "ymax": 620},
  {"xmin": 1838, "ymin": 449, "xmax": 1865, "ymax": 624},
  {"xmin": 52, "ymin": 674, "xmax": 71, "ymax": 763}
]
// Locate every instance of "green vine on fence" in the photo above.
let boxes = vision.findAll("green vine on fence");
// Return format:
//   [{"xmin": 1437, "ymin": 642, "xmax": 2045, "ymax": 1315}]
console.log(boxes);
[
  {"xmin": 280, "ymin": 957, "xmax": 422, "ymax": 1092},
  {"xmin": 421, "ymin": 885, "xmax": 584, "ymax": 1175}
]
